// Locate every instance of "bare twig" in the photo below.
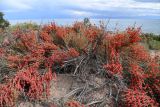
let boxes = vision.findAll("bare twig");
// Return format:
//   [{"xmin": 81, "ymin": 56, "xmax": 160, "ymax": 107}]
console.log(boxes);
[
  {"xmin": 74, "ymin": 56, "xmax": 86, "ymax": 75},
  {"xmin": 86, "ymin": 100, "xmax": 103, "ymax": 106},
  {"xmin": 63, "ymin": 87, "xmax": 83, "ymax": 99}
]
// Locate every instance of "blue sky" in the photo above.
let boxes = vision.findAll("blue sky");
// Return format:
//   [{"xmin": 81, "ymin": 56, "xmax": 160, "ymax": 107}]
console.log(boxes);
[{"xmin": 0, "ymin": 0, "xmax": 160, "ymax": 19}]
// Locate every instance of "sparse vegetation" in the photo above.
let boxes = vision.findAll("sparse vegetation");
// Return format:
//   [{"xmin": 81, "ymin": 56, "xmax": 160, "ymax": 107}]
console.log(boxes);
[
  {"xmin": 141, "ymin": 33, "xmax": 160, "ymax": 50},
  {"xmin": 9, "ymin": 22, "xmax": 39, "ymax": 31}
]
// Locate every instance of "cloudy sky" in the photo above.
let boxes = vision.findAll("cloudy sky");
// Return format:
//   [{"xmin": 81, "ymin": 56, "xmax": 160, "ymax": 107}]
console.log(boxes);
[{"xmin": 0, "ymin": 0, "xmax": 160, "ymax": 19}]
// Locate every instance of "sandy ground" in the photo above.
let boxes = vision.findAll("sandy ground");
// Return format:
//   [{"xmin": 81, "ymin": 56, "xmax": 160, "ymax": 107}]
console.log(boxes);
[{"xmin": 18, "ymin": 74, "xmax": 114, "ymax": 107}]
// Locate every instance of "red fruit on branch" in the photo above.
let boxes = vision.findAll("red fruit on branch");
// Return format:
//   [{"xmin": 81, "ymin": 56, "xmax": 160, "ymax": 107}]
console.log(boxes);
[
  {"xmin": 55, "ymin": 27, "xmax": 67, "ymax": 39},
  {"xmin": 43, "ymin": 67, "xmax": 54, "ymax": 96},
  {"xmin": 40, "ymin": 31, "xmax": 53, "ymax": 42},
  {"xmin": 67, "ymin": 48, "xmax": 80, "ymax": 57},
  {"xmin": 127, "ymin": 27, "xmax": 142, "ymax": 43},
  {"xmin": 0, "ymin": 84, "xmax": 15, "ymax": 107},
  {"xmin": 103, "ymin": 61, "xmax": 123, "ymax": 75},
  {"xmin": 66, "ymin": 100, "xmax": 85, "ymax": 107},
  {"xmin": 129, "ymin": 63, "xmax": 145, "ymax": 90},
  {"xmin": 121, "ymin": 89, "xmax": 159, "ymax": 107},
  {"xmin": 13, "ymin": 67, "xmax": 49, "ymax": 100}
]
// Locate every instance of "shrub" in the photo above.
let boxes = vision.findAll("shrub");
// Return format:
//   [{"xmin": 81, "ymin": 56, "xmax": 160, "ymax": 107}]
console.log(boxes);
[{"xmin": 0, "ymin": 21, "xmax": 159, "ymax": 107}]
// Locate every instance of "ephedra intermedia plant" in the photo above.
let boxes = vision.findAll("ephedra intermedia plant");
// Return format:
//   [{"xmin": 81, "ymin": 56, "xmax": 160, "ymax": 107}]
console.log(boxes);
[{"xmin": 0, "ymin": 21, "xmax": 159, "ymax": 107}]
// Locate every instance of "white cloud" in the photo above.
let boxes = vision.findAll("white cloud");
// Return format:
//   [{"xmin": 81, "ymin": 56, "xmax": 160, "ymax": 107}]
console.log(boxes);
[
  {"xmin": 64, "ymin": 0, "xmax": 160, "ymax": 17},
  {"xmin": 68, "ymin": 10, "xmax": 99, "ymax": 17},
  {"xmin": 2, "ymin": 0, "xmax": 160, "ymax": 10},
  {"xmin": 0, "ymin": 0, "xmax": 160, "ymax": 18},
  {"xmin": 1, "ymin": 0, "xmax": 38, "ymax": 11},
  {"xmin": 53, "ymin": 0, "xmax": 160, "ymax": 10},
  {"xmin": 70, "ymin": 10, "xmax": 91, "ymax": 16}
]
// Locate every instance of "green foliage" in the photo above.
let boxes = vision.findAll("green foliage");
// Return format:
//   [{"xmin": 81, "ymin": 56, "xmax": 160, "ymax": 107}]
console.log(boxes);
[
  {"xmin": 83, "ymin": 17, "xmax": 91, "ymax": 27},
  {"xmin": 0, "ymin": 35, "xmax": 4, "ymax": 43},
  {"xmin": 0, "ymin": 12, "xmax": 9, "ymax": 29},
  {"xmin": 145, "ymin": 33, "xmax": 160, "ymax": 41}
]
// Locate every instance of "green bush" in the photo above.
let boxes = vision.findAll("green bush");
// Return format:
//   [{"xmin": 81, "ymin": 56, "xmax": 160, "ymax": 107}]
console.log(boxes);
[
  {"xmin": 143, "ymin": 33, "xmax": 160, "ymax": 41},
  {"xmin": 0, "ymin": 12, "xmax": 9, "ymax": 29}
]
